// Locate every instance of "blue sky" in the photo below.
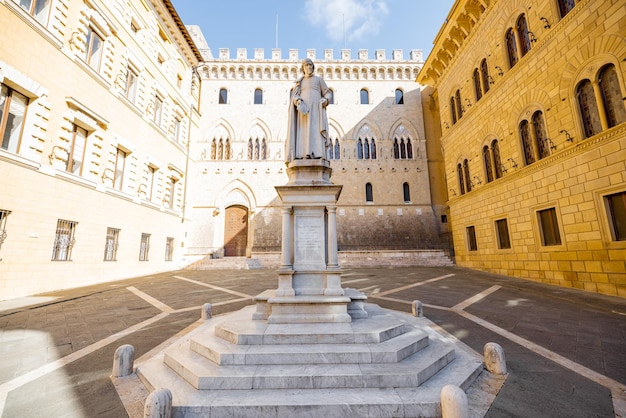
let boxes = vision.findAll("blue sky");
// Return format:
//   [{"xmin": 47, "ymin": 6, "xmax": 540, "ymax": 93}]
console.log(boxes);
[{"xmin": 170, "ymin": 0, "xmax": 456, "ymax": 60}]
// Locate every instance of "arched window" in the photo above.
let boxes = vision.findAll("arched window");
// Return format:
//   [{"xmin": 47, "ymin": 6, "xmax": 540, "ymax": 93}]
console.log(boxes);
[
  {"xmin": 224, "ymin": 139, "xmax": 231, "ymax": 160},
  {"xmin": 532, "ymin": 111, "xmax": 550, "ymax": 159},
  {"xmin": 403, "ymin": 182, "xmax": 411, "ymax": 203},
  {"xmin": 219, "ymin": 88, "xmax": 227, "ymax": 104},
  {"xmin": 334, "ymin": 139, "xmax": 340, "ymax": 159},
  {"xmin": 357, "ymin": 138, "xmax": 376, "ymax": 160},
  {"xmin": 210, "ymin": 139, "xmax": 216, "ymax": 159},
  {"xmin": 254, "ymin": 138, "xmax": 260, "ymax": 159},
  {"xmin": 463, "ymin": 159, "xmax": 472, "ymax": 192},
  {"xmin": 576, "ymin": 79, "xmax": 602, "ymax": 138},
  {"xmin": 505, "ymin": 28, "xmax": 518, "ymax": 68},
  {"xmin": 455, "ymin": 90, "xmax": 463, "ymax": 119},
  {"xmin": 516, "ymin": 14, "xmax": 531, "ymax": 57},
  {"xmin": 457, "ymin": 163, "xmax": 466, "ymax": 195},
  {"xmin": 365, "ymin": 183, "xmax": 373, "ymax": 202},
  {"xmin": 450, "ymin": 96, "xmax": 458, "ymax": 124},
  {"xmin": 406, "ymin": 139, "xmax": 413, "ymax": 159},
  {"xmin": 473, "ymin": 68, "xmax": 483, "ymax": 102},
  {"xmin": 218, "ymin": 139, "xmax": 224, "ymax": 160},
  {"xmin": 519, "ymin": 111, "xmax": 550, "ymax": 165},
  {"xmin": 254, "ymin": 88, "xmax": 263, "ymax": 104},
  {"xmin": 360, "ymin": 89, "xmax": 369, "ymax": 104},
  {"xmin": 481, "ymin": 59, "xmax": 490, "ymax": 93},
  {"xmin": 483, "ymin": 145, "xmax": 494, "ymax": 183},
  {"xmin": 393, "ymin": 138, "xmax": 400, "ymax": 159},
  {"xmin": 520, "ymin": 120, "xmax": 535, "ymax": 165},
  {"xmin": 599, "ymin": 64, "xmax": 626, "ymax": 128},
  {"xmin": 558, "ymin": 0, "xmax": 576, "ymax": 18},
  {"xmin": 247, "ymin": 139, "xmax": 253, "ymax": 159},
  {"xmin": 492, "ymin": 139, "xmax": 503, "ymax": 179},
  {"xmin": 261, "ymin": 138, "xmax": 267, "ymax": 160},
  {"xmin": 395, "ymin": 89, "xmax": 404, "ymax": 105}
]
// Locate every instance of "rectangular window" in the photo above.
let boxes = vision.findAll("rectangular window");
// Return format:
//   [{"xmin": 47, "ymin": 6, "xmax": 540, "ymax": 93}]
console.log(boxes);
[
  {"xmin": 125, "ymin": 67, "xmax": 138, "ymax": 102},
  {"xmin": 0, "ymin": 209, "xmax": 11, "ymax": 256},
  {"xmin": 167, "ymin": 177, "xmax": 177, "ymax": 209},
  {"xmin": 0, "ymin": 84, "xmax": 29, "ymax": 154},
  {"xmin": 104, "ymin": 227, "xmax": 120, "ymax": 261},
  {"xmin": 67, "ymin": 125, "xmax": 88, "ymax": 175},
  {"xmin": 466, "ymin": 226, "xmax": 478, "ymax": 251},
  {"xmin": 146, "ymin": 166, "xmax": 156, "ymax": 201},
  {"xmin": 153, "ymin": 95, "xmax": 163, "ymax": 125},
  {"xmin": 52, "ymin": 219, "xmax": 77, "ymax": 261},
  {"xmin": 18, "ymin": 0, "xmax": 51, "ymax": 25},
  {"xmin": 139, "ymin": 233, "xmax": 150, "ymax": 261},
  {"xmin": 538, "ymin": 208, "xmax": 562, "ymax": 246},
  {"xmin": 605, "ymin": 191, "xmax": 626, "ymax": 241},
  {"xmin": 85, "ymin": 27, "xmax": 103, "ymax": 71},
  {"xmin": 113, "ymin": 148, "xmax": 126, "ymax": 191},
  {"xmin": 173, "ymin": 118, "xmax": 181, "ymax": 142},
  {"xmin": 165, "ymin": 237, "xmax": 174, "ymax": 261},
  {"xmin": 495, "ymin": 218, "xmax": 511, "ymax": 249}
]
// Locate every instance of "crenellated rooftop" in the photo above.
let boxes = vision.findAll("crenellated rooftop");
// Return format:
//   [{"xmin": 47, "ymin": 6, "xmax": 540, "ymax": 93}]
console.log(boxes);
[{"xmin": 214, "ymin": 48, "xmax": 424, "ymax": 63}]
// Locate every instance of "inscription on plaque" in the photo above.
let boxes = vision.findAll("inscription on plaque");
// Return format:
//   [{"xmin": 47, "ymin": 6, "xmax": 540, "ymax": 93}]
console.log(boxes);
[{"xmin": 295, "ymin": 215, "xmax": 324, "ymax": 265}]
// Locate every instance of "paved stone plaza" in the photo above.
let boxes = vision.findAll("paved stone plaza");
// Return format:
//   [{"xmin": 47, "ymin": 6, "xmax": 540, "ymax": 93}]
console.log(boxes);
[{"xmin": 0, "ymin": 266, "xmax": 625, "ymax": 417}]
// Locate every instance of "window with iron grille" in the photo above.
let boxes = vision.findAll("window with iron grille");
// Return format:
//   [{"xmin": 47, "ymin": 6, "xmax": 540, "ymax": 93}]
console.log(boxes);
[
  {"xmin": 165, "ymin": 237, "xmax": 174, "ymax": 261},
  {"xmin": 0, "ymin": 209, "xmax": 11, "ymax": 258},
  {"xmin": 104, "ymin": 227, "xmax": 120, "ymax": 261},
  {"xmin": 52, "ymin": 219, "xmax": 77, "ymax": 261},
  {"xmin": 139, "ymin": 233, "xmax": 150, "ymax": 261}
]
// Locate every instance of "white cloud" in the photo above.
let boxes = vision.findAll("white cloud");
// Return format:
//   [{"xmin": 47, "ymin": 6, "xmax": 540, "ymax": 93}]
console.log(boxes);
[{"xmin": 304, "ymin": 0, "xmax": 389, "ymax": 44}]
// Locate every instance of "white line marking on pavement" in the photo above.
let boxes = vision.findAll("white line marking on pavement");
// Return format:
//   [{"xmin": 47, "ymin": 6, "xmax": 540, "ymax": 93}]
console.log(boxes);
[
  {"xmin": 456, "ymin": 309, "xmax": 626, "ymax": 417},
  {"xmin": 0, "ymin": 312, "xmax": 169, "ymax": 415},
  {"xmin": 452, "ymin": 285, "xmax": 501, "ymax": 311},
  {"xmin": 174, "ymin": 297, "xmax": 252, "ymax": 313},
  {"xmin": 127, "ymin": 286, "xmax": 175, "ymax": 313},
  {"xmin": 370, "ymin": 282, "xmax": 626, "ymax": 416},
  {"xmin": 341, "ymin": 278, "xmax": 370, "ymax": 284},
  {"xmin": 173, "ymin": 276, "xmax": 253, "ymax": 299},
  {"xmin": 373, "ymin": 273, "xmax": 455, "ymax": 297}
]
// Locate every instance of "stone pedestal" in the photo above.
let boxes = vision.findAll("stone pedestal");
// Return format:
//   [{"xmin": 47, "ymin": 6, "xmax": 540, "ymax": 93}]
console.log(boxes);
[{"xmin": 268, "ymin": 159, "xmax": 354, "ymax": 323}]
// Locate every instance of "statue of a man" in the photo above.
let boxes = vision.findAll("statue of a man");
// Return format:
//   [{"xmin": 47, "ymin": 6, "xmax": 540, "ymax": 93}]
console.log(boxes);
[{"xmin": 285, "ymin": 58, "xmax": 332, "ymax": 162}]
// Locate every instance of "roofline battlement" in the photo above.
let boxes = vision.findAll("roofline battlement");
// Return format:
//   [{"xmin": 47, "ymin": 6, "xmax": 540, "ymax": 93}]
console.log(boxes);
[{"xmin": 214, "ymin": 48, "xmax": 424, "ymax": 63}]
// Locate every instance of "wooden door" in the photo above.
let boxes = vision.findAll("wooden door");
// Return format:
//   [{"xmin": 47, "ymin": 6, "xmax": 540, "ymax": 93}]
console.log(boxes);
[{"xmin": 224, "ymin": 205, "xmax": 248, "ymax": 256}]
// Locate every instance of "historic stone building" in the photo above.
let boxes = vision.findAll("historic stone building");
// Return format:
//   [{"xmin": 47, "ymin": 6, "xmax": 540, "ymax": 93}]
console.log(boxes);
[
  {"xmin": 0, "ymin": 0, "xmax": 201, "ymax": 299},
  {"xmin": 418, "ymin": 0, "xmax": 626, "ymax": 296},
  {"xmin": 183, "ymin": 36, "xmax": 451, "ymax": 268}
]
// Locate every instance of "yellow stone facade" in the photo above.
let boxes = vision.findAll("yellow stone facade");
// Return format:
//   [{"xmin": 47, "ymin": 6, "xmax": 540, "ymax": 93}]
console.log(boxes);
[
  {"xmin": 418, "ymin": 0, "xmax": 626, "ymax": 296},
  {"xmin": 0, "ymin": 0, "xmax": 201, "ymax": 299}
]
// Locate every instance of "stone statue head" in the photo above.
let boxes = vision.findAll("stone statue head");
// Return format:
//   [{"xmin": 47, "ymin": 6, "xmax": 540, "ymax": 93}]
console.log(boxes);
[{"xmin": 301, "ymin": 58, "xmax": 314, "ymax": 73}]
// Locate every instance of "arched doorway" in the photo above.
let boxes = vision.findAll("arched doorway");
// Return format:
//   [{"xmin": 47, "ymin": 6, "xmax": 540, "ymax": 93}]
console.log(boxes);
[{"xmin": 224, "ymin": 205, "xmax": 248, "ymax": 256}]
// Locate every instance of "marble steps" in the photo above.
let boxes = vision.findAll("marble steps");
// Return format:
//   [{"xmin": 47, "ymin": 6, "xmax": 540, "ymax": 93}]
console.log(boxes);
[
  {"xmin": 189, "ymin": 327, "xmax": 429, "ymax": 366},
  {"xmin": 162, "ymin": 337, "xmax": 455, "ymax": 390},
  {"xmin": 214, "ymin": 316, "xmax": 410, "ymax": 345},
  {"xmin": 136, "ymin": 347, "xmax": 482, "ymax": 417}
]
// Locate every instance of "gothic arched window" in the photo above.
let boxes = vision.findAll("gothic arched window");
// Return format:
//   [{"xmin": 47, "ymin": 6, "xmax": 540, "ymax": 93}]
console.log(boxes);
[{"xmin": 254, "ymin": 88, "xmax": 263, "ymax": 104}]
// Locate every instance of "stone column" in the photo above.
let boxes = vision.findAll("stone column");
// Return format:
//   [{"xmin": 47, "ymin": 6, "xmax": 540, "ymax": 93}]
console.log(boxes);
[
  {"xmin": 280, "ymin": 206, "xmax": 293, "ymax": 269},
  {"xmin": 327, "ymin": 206, "xmax": 339, "ymax": 269},
  {"xmin": 591, "ymin": 81, "xmax": 609, "ymax": 131}
]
